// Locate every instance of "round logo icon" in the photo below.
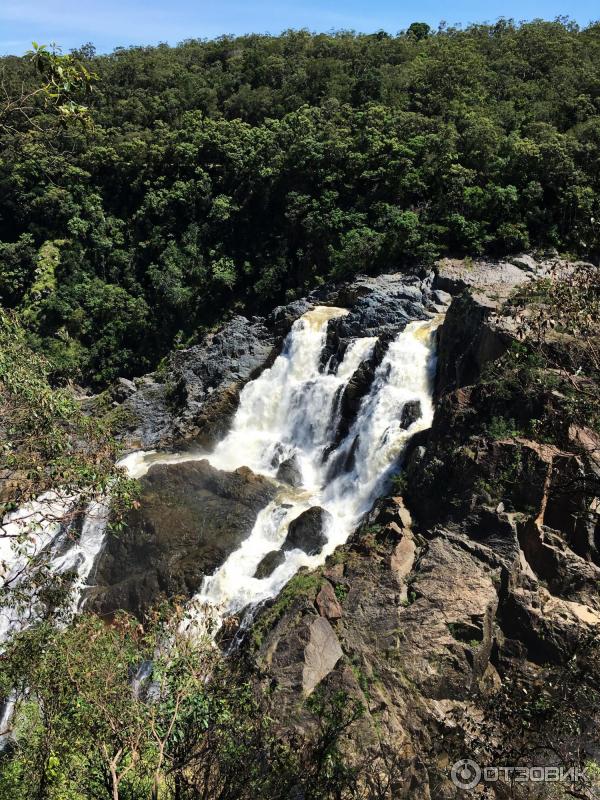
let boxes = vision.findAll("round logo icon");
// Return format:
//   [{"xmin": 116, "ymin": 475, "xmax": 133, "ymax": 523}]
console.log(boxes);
[{"xmin": 451, "ymin": 759, "xmax": 482, "ymax": 790}]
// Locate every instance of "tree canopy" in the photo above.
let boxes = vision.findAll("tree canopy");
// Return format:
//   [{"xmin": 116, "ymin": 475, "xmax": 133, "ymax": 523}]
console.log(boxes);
[{"xmin": 1, "ymin": 20, "xmax": 599, "ymax": 387}]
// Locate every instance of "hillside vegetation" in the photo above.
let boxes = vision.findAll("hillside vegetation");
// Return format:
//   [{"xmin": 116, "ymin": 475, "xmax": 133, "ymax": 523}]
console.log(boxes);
[{"xmin": 1, "ymin": 20, "xmax": 600, "ymax": 386}]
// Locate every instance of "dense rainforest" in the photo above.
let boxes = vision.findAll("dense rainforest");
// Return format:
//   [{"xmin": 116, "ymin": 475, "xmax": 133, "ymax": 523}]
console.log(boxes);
[
  {"xmin": 1, "ymin": 18, "xmax": 600, "ymax": 800},
  {"xmin": 1, "ymin": 19, "xmax": 600, "ymax": 387}
]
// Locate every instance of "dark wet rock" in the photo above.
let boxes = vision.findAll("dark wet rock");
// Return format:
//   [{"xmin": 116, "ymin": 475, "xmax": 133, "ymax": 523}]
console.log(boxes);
[
  {"xmin": 87, "ymin": 460, "xmax": 276, "ymax": 618},
  {"xmin": 254, "ymin": 549, "xmax": 286, "ymax": 580},
  {"xmin": 323, "ymin": 435, "xmax": 361, "ymax": 482},
  {"xmin": 434, "ymin": 291, "xmax": 515, "ymax": 397},
  {"xmin": 399, "ymin": 399, "xmax": 421, "ymax": 429},
  {"xmin": 332, "ymin": 338, "xmax": 388, "ymax": 443},
  {"xmin": 282, "ymin": 507, "xmax": 332, "ymax": 555},
  {"xmin": 267, "ymin": 299, "xmax": 313, "ymax": 337},
  {"xmin": 276, "ymin": 456, "xmax": 302, "ymax": 488},
  {"xmin": 340, "ymin": 358, "xmax": 375, "ymax": 423},
  {"xmin": 335, "ymin": 292, "xmax": 427, "ymax": 340},
  {"xmin": 114, "ymin": 316, "xmax": 283, "ymax": 449},
  {"xmin": 319, "ymin": 274, "xmax": 432, "ymax": 369},
  {"xmin": 166, "ymin": 316, "xmax": 279, "ymax": 447},
  {"xmin": 113, "ymin": 379, "xmax": 172, "ymax": 450}
]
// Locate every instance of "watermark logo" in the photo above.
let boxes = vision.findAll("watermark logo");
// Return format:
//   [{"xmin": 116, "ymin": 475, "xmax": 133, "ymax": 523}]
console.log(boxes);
[
  {"xmin": 450, "ymin": 760, "xmax": 588, "ymax": 790},
  {"xmin": 451, "ymin": 759, "xmax": 481, "ymax": 790}
]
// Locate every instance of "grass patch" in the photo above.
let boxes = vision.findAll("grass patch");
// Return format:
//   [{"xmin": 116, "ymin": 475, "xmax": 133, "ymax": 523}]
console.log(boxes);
[{"xmin": 251, "ymin": 570, "xmax": 321, "ymax": 649}]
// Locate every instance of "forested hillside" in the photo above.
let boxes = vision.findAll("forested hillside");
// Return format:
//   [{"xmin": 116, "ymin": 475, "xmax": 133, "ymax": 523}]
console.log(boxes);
[{"xmin": 1, "ymin": 20, "xmax": 600, "ymax": 386}]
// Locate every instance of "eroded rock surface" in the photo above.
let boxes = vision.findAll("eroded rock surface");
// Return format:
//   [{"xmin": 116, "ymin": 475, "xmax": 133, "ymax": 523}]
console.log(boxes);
[
  {"xmin": 247, "ymin": 255, "xmax": 600, "ymax": 799},
  {"xmin": 88, "ymin": 460, "xmax": 276, "ymax": 618}
]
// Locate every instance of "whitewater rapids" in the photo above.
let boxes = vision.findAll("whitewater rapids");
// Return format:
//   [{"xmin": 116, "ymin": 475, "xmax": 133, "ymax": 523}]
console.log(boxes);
[
  {"xmin": 0, "ymin": 304, "xmax": 440, "ymax": 641},
  {"xmin": 122, "ymin": 306, "xmax": 440, "ymax": 633}
]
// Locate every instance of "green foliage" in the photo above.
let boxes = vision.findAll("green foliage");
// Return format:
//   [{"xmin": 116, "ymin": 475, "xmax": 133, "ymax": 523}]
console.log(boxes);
[
  {"xmin": 389, "ymin": 471, "xmax": 408, "ymax": 494},
  {"xmin": 0, "ymin": 42, "xmax": 96, "ymax": 135},
  {"xmin": 1, "ymin": 21, "xmax": 600, "ymax": 387},
  {"xmin": 0, "ymin": 610, "xmax": 371, "ymax": 800},
  {"xmin": 0, "ymin": 309, "xmax": 133, "ymax": 513},
  {"xmin": 485, "ymin": 416, "xmax": 522, "ymax": 440},
  {"xmin": 334, "ymin": 583, "xmax": 349, "ymax": 603},
  {"xmin": 27, "ymin": 42, "xmax": 97, "ymax": 121}
]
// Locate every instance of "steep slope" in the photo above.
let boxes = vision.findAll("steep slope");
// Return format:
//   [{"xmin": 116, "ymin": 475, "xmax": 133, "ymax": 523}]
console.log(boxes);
[{"xmin": 245, "ymin": 255, "xmax": 600, "ymax": 799}]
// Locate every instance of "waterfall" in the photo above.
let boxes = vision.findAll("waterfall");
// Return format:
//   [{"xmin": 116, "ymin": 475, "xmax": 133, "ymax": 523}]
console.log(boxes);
[
  {"xmin": 1, "ymin": 304, "xmax": 440, "ymax": 644},
  {"xmin": 0, "ymin": 492, "xmax": 111, "ymax": 747},
  {"xmin": 0, "ymin": 494, "xmax": 110, "ymax": 642},
  {"xmin": 181, "ymin": 307, "xmax": 440, "ymax": 632}
]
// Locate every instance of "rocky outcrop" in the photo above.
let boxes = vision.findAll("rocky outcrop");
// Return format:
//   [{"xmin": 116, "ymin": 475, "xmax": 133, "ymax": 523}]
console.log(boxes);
[
  {"xmin": 246, "ymin": 255, "xmax": 600, "ymax": 799},
  {"xmin": 276, "ymin": 456, "xmax": 302, "ymax": 488},
  {"xmin": 433, "ymin": 290, "xmax": 514, "ymax": 396},
  {"xmin": 113, "ymin": 316, "xmax": 280, "ymax": 450},
  {"xmin": 283, "ymin": 507, "xmax": 332, "ymax": 555},
  {"xmin": 88, "ymin": 460, "xmax": 276, "ymax": 618},
  {"xmin": 254, "ymin": 549, "xmax": 286, "ymax": 580},
  {"xmin": 256, "ymin": 603, "xmax": 344, "ymax": 698},
  {"xmin": 331, "ymin": 274, "xmax": 430, "ymax": 339},
  {"xmin": 319, "ymin": 273, "xmax": 437, "ymax": 372},
  {"xmin": 399, "ymin": 399, "xmax": 421, "ymax": 429},
  {"xmin": 315, "ymin": 581, "xmax": 343, "ymax": 620}
]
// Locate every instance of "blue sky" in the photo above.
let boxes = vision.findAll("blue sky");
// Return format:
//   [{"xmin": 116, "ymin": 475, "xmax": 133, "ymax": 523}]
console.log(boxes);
[{"xmin": 0, "ymin": 0, "xmax": 597, "ymax": 56}]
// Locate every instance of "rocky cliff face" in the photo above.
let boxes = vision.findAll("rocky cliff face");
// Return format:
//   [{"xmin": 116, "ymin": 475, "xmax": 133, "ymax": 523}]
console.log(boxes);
[{"xmin": 243, "ymin": 255, "xmax": 600, "ymax": 798}]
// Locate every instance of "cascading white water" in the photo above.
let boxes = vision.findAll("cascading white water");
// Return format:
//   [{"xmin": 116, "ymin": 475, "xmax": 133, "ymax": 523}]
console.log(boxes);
[
  {"xmin": 209, "ymin": 306, "xmax": 376, "ymax": 488},
  {"xmin": 0, "ymin": 494, "xmax": 110, "ymax": 641},
  {"xmin": 181, "ymin": 307, "xmax": 441, "ymax": 632},
  {"xmin": 0, "ymin": 492, "xmax": 112, "ymax": 747},
  {"xmin": 1, "ymin": 304, "xmax": 440, "ymax": 644}
]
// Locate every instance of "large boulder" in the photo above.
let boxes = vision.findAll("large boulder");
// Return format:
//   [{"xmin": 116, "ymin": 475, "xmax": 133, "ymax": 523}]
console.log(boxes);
[
  {"xmin": 87, "ymin": 459, "xmax": 276, "ymax": 618},
  {"xmin": 255, "ymin": 605, "xmax": 344, "ymax": 698},
  {"xmin": 254, "ymin": 549, "xmax": 286, "ymax": 580},
  {"xmin": 276, "ymin": 456, "xmax": 303, "ymax": 488},
  {"xmin": 434, "ymin": 256, "xmax": 534, "ymax": 297},
  {"xmin": 302, "ymin": 617, "xmax": 344, "ymax": 696},
  {"xmin": 399, "ymin": 399, "xmax": 422, "ymax": 429},
  {"xmin": 282, "ymin": 507, "xmax": 332, "ymax": 555}
]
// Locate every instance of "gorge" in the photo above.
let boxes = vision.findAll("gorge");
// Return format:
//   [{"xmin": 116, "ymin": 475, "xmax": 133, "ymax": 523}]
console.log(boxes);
[
  {"xmin": 1, "ymin": 21, "xmax": 600, "ymax": 797},
  {"xmin": 1, "ymin": 256, "xmax": 599, "ymax": 799},
  {"xmin": 0, "ymin": 272, "xmax": 441, "ymax": 638}
]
